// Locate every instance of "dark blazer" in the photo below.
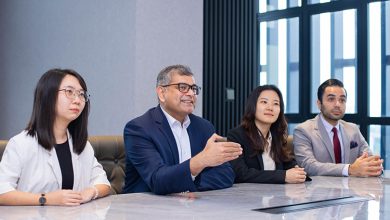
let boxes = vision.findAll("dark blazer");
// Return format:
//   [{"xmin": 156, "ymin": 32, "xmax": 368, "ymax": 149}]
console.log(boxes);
[
  {"xmin": 227, "ymin": 126, "xmax": 296, "ymax": 184},
  {"xmin": 122, "ymin": 106, "xmax": 235, "ymax": 195}
]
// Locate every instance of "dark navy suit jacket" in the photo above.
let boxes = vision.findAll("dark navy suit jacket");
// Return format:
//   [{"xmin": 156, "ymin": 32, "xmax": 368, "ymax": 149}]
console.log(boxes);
[{"xmin": 122, "ymin": 106, "xmax": 235, "ymax": 195}]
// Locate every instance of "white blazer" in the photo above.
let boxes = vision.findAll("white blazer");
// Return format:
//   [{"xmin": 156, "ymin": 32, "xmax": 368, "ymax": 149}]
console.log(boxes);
[{"xmin": 0, "ymin": 131, "xmax": 110, "ymax": 194}]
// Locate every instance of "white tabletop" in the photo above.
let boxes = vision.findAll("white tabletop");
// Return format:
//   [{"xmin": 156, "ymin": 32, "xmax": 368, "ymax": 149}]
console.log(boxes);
[{"xmin": 0, "ymin": 175, "xmax": 389, "ymax": 219}]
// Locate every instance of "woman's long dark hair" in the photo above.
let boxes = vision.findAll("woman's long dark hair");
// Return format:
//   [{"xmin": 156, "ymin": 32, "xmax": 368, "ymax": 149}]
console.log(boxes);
[
  {"xmin": 241, "ymin": 85, "xmax": 291, "ymax": 163},
  {"xmin": 26, "ymin": 68, "xmax": 90, "ymax": 154}
]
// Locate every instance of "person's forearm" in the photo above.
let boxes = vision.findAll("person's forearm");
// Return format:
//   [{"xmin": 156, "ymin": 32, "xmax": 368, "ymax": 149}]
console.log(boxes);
[
  {"xmin": 190, "ymin": 152, "xmax": 207, "ymax": 176},
  {"xmin": 94, "ymin": 184, "xmax": 111, "ymax": 198},
  {"xmin": 0, "ymin": 190, "xmax": 40, "ymax": 206}
]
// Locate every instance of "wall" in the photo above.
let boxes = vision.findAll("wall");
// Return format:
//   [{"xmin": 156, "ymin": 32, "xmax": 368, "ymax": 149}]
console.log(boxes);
[{"xmin": 0, "ymin": 0, "xmax": 203, "ymax": 139}]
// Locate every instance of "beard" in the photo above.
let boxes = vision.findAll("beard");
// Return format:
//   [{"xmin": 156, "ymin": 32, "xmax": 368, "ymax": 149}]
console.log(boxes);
[{"xmin": 321, "ymin": 107, "xmax": 345, "ymax": 121}]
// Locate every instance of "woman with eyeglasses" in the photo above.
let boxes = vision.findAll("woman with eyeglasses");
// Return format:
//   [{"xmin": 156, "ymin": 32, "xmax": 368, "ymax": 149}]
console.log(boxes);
[
  {"xmin": 227, "ymin": 85, "xmax": 307, "ymax": 184},
  {"xmin": 0, "ymin": 69, "xmax": 110, "ymax": 206}
]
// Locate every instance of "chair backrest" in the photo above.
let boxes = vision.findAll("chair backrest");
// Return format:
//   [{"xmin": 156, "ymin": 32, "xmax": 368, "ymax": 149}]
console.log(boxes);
[
  {"xmin": 0, "ymin": 136, "xmax": 126, "ymax": 194},
  {"xmin": 0, "ymin": 140, "xmax": 7, "ymax": 161},
  {"xmin": 88, "ymin": 136, "xmax": 126, "ymax": 194},
  {"xmin": 287, "ymin": 135, "xmax": 293, "ymax": 151}
]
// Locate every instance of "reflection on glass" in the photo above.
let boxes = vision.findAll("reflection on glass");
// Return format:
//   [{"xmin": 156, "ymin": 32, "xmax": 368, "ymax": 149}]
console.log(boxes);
[
  {"xmin": 369, "ymin": 125, "xmax": 390, "ymax": 169},
  {"xmin": 311, "ymin": 9, "xmax": 357, "ymax": 114},
  {"xmin": 369, "ymin": 1, "xmax": 390, "ymax": 117},
  {"xmin": 259, "ymin": 0, "xmax": 301, "ymax": 13},
  {"xmin": 259, "ymin": 17, "xmax": 299, "ymax": 113},
  {"xmin": 368, "ymin": 200, "xmax": 381, "ymax": 220}
]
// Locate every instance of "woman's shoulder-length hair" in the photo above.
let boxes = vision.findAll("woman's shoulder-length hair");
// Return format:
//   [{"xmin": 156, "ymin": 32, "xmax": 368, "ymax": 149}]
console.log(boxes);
[{"xmin": 26, "ymin": 68, "xmax": 89, "ymax": 155}]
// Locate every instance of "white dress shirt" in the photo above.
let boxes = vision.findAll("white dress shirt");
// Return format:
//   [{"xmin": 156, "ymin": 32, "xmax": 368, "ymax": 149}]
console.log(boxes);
[
  {"xmin": 261, "ymin": 132, "xmax": 276, "ymax": 170},
  {"xmin": 160, "ymin": 108, "xmax": 192, "ymax": 164}
]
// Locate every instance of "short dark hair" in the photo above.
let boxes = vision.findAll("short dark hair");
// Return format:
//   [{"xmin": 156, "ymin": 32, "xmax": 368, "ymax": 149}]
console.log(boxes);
[
  {"xmin": 241, "ymin": 85, "xmax": 291, "ymax": 163},
  {"xmin": 156, "ymin": 64, "xmax": 194, "ymax": 87},
  {"xmin": 26, "ymin": 68, "xmax": 90, "ymax": 154},
  {"xmin": 317, "ymin": 79, "xmax": 346, "ymax": 103}
]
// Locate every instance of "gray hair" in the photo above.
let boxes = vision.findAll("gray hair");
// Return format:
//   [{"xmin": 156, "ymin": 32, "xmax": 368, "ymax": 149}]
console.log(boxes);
[{"xmin": 156, "ymin": 65, "xmax": 194, "ymax": 87}]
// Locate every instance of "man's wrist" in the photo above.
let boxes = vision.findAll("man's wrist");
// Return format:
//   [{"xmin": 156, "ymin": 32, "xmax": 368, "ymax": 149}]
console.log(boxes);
[
  {"xmin": 348, "ymin": 163, "xmax": 357, "ymax": 176},
  {"xmin": 342, "ymin": 164, "xmax": 350, "ymax": 176},
  {"xmin": 190, "ymin": 153, "xmax": 206, "ymax": 176}
]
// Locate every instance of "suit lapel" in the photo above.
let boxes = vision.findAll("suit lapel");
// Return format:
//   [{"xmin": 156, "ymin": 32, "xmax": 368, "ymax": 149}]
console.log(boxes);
[
  {"xmin": 256, "ymin": 154, "xmax": 265, "ymax": 170},
  {"xmin": 153, "ymin": 106, "xmax": 180, "ymax": 164},
  {"xmin": 187, "ymin": 125, "xmax": 196, "ymax": 157},
  {"xmin": 47, "ymin": 148, "xmax": 62, "ymax": 189},
  {"xmin": 68, "ymin": 132, "xmax": 80, "ymax": 189},
  {"xmin": 339, "ymin": 122, "xmax": 351, "ymax": 163},
  {"xmin": 315, "ymin": 115, "xmax": 336, "ymax": 162},
  {"xmin": 239, "ymin": 129, "xmax": 265, "ymax": 170},
  {"xmin": 244, "ymin": 133, "xmax": 264, "ymax": 170}
]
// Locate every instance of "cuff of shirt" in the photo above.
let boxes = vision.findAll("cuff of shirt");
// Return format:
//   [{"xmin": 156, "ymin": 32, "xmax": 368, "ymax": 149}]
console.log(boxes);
[{"xmin": 342, "ymin": 164, "xmax": 350, "ymax": 177}]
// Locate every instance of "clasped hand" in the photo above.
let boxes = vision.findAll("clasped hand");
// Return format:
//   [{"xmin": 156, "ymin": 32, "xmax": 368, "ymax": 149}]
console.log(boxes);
[
  {"xmin": 285, "ymin": 166, "xmax": 307, "ymax": 184},
  {"xmin": 45, "ymin": 187, "xmax": 96, "ymax": 206},
  {"xmin": 349, "ymin": 152, "xmax": 383, "ymax": 177}
]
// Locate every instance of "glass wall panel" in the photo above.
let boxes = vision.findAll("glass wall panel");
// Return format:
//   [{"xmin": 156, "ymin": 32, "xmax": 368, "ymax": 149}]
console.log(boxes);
[
  {"xmin": 369, "ymin": 125, "xmax": 390, "ymax": 169},
  {"xmin": 308, "ymin": 0, "xmax": 336, "ymax": 4},
  {"xmin": 259, "ymin": 17, "xmax": 299, "ymax": 113},
  {"xmin": 311, "ymin": 9, "xmax": 357, "ymax": 114},
  {"xmin": 259, "ymin": 1, "xmax": 301, "ymax": 13},
  {"xmin": 369, "ymin": 1, "xmax": 390, "ymax": 117},
  {"xmin": 287, "ymin": 123, "xmax": 298, "ymax": 136}
]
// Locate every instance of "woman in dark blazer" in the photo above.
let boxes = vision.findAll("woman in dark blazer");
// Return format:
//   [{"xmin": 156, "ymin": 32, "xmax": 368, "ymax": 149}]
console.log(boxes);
[{"xmin": 227, "ymin": 85, "xmax": 307, "ymax": 184}]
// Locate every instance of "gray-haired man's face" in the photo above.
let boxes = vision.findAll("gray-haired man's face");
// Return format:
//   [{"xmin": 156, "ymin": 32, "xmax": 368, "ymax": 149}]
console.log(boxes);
[{"xmin": 157, "ymin": 72, "xmax": 197, "ymax": 122}]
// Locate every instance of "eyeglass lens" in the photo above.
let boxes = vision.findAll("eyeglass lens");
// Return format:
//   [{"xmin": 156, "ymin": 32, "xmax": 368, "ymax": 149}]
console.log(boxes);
[
  {"xmin": 178, "ymin": 83, "xmax": 199, "ymax": 95},
  {"xmin": 62, "ymin": 87, "xmax": 89, "ymax": 102}
]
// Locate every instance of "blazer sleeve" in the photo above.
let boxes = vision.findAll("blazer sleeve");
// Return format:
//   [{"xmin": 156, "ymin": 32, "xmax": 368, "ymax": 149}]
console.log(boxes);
[
  {"xmin": 195, "ymin": 162, "xmax": 235, "ymax": 191},
  {"xmin": 227, "ymin": 128, "xmax": 286, "ymax": 184},
  {"xmin": 190, "ymin": 119, "xmax": 235, "ymax": 191},
  {"xmin": 293, "ymin": 125, "xmax": 345, "ymax": 176},
  {"xmin": 124, "ymin": 121, "xmax": 197, "ymax": 195},
  {"xmin": 0, "ymin": 138, "xmax": 23, "ymax": 194},
  {"xmin": 283, "ymin": 159, "xmax": 298, "ymax": 170},
  {"xmin": 85, "ymin": 142, "xmax": 111, "ymax": 187}
]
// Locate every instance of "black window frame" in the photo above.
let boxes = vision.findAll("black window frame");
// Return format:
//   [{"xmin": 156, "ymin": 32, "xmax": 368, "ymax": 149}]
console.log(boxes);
[{"xmin": 257, "ymin": 0, "xmax": 390, "ymax": 168}]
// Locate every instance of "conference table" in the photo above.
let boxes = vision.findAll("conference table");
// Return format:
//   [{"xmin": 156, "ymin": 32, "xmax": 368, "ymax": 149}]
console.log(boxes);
[{"xmin": 1, "ymin": 173, "xmax": 389, "ymax": 219}]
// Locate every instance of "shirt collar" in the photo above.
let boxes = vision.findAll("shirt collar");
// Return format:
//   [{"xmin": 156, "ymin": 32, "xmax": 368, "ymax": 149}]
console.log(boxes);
[
  {"xmin": 258, "ymin": 130, "xmax": 272, "ymax": 143},
  {"xmin": 160, "ymin": 106, "xmax": 191, "ymax": 129},
  {"xmin": 320, "ymin": 113, "xmax": 340, "ymax": 133},
  {"xmin": 266, "ymin": 131, "xmax": 272, "ymax": 142}
]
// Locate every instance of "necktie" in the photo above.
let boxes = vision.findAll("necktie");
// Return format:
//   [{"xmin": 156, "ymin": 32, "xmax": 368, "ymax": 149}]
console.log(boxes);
[{"xmin": 332, "ymin": 127, "xmax": 341, "ymax": 164}]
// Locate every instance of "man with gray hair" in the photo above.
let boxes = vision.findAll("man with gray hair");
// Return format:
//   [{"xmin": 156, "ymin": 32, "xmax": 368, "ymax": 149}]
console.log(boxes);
[{"xmin": 123, "ymin": 64, "xmax": 242, "ymax": 195}]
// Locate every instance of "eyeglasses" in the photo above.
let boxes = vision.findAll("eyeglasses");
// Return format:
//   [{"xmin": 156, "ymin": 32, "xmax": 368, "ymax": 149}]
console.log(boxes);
[
  {"xmin": 161, "ymin": 83, "xmax": 201, "ymax": 95},
  {"xmin": 59, "ymin": 86, "xmax": 90, "ymax": 102}
]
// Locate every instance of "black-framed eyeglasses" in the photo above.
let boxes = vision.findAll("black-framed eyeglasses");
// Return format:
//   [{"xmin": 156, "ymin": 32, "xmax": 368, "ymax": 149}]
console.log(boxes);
[
  {"xmin": 161, "ymin": 83, "xmax": 201, "ymax": 95},
  {"xmin": 58, "ymin": 86, "xmax": 90, "ymax": 102}
]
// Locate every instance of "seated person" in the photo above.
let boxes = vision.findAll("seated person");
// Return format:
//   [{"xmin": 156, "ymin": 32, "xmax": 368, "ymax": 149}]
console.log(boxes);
[
  {"xmin": 0, "ymin": 69, "xmax": 110, "ymax": 206},
  {"xmin": 228, "ymin": 85, "xmax": 307, "ymax": 184},
  {"xmin": 293, "ymin": 79, "xmax": 383, "ymax": 177},
  {"xmin": 123, "ymin": 65, "xmax": 242, "ymax": 195}
]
